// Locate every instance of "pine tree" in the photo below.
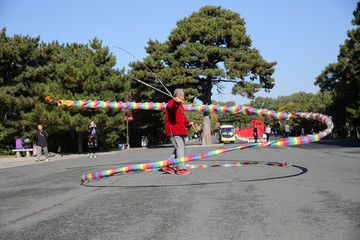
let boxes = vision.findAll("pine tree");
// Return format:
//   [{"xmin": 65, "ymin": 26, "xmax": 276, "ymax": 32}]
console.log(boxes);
[
  {"xmin": 0, "ymin": 28, "xmax": 131, "ymax": 153},
  {"xmin": 37, "ymin": 38, "xmax": 131, "ymax": 152},
  {"xmin": 315, "ymin": 2, "xmax": 360, "ymax": 138},
  {"xmin": 0, "ymin": 27, "xmax": 45, "ymax": 152},
  {"xmin": 130, "ymin": 6, "xmax": 276, "ymax": 145}
]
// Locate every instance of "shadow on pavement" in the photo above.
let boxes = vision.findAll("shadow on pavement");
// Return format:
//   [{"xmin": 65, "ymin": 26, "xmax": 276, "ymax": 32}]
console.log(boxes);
[
  {"xmin": 312, "ymin": 138, "xmax": 360, "ymax": 147},
  {"xmin": 80, "ymin": 163, "xmax": 308, "ymax": 188},
  {"xmin": 290, "ymin": 138, "xmax": 360, "ymax": 150}
]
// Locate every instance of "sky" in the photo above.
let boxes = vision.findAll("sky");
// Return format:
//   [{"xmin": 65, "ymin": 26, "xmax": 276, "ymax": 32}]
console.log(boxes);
[{"xmin": 0, "ymin": 0, "xmax": 357, "ymax": 105}]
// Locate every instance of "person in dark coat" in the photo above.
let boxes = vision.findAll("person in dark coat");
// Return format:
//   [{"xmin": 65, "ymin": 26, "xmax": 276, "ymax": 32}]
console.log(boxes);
[
  {"xmin": 36, "ymin": 125, "xmax": 49, "ymax": 162},
  {"xmin": 253, "ymin": 125, "xmax": 258, "ymax": 143},
  {"xmin": 88, "ymin": 121, "xmax": 98, "ymax": 158}
]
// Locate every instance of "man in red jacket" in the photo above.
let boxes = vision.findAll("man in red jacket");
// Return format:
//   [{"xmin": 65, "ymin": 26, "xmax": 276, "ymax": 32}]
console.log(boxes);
[{"xmin": 162, "ymin": 89, "xmax": 193, "ymax": 175}]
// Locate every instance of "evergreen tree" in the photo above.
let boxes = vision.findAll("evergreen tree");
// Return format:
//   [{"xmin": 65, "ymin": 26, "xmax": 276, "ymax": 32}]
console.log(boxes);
[
  {"xmin": 37, "ymin": 38, "xmax": 131, "ymax": 152},
  {"xmin": 130, "ymin": 6, "xmax": 276, "ymax": 145},
  {"xmin": 248, "ymin": 92, "xmax": 332, "ymax": 135},
  {"xmin": 0, "ymin": 28, "xmax": 130, "ymax": 153},
  {"xmin": 315, "ymin": 2, "xmax": 360, "ymax": 138},
  {"xmin": 0, "ymin": 27, "xmax": 48, "ymax": 152}
]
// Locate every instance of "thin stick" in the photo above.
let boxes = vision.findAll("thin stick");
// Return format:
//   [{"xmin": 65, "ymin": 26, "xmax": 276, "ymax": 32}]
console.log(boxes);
[
  {"xmin": 113, "ymin": 46, "xmax": 173, "ymax": 97},
  {"xmin": 69, "ymin": 55, "xmax": 172, "ymax": 98},
  {"xmin": 113, "ymin": 47, "xmax": 197, "ymax": 132}
]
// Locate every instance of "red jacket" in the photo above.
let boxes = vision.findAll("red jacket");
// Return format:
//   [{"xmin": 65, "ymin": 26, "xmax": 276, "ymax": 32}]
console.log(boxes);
[{"xmin": 165, "ymin": 98, "xmax": 190, "ymax": 137}]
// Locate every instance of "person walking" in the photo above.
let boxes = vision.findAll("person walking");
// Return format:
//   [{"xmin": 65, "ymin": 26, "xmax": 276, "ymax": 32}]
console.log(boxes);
[
  {"xmin": 162, "ymin": 89, "xmax": 193, "ymax": 175},
  {"xmin": 253, "ymin": 125, "xmax": 258, "ymax": 143},
  {"xmin": 36, "ymin": 125, "xmax": 49, "ymax": 162},
  {"xmin": 284, "ymin": 123, "xmax": 290, "ymax": 138},
  {"xmin": 265, "ymin": 124, "xmax": 271, "ymax": 142},
  {"xmin": 300, "ymin": 128, "xmax": 305, "ymax": 136},
  {"xmin": 88, "ymin": 121, "xmax": 98, "ymax": 158}
]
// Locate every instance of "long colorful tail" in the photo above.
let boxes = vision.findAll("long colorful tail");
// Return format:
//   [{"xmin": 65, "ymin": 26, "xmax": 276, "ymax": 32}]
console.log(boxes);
[{"xmin": 57, "ymin": 100, "xmax": 333, "ymax": 184}]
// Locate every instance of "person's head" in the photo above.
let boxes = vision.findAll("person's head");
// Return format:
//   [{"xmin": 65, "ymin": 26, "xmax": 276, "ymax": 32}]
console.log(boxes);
[
  {"xmin": 38, "ymin": 125, "xmax": 43, "ymax": 131},
  {"xmin": 90, "ymin": 121, "xmax": 95, "ymax": 126},
  {"xmin": 173, "ymin": 88, "xmax": 184, "ymax": 100}
]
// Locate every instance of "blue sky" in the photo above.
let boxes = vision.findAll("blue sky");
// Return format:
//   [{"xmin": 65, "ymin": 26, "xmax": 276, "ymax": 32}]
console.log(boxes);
[{"xmin": 0, "ymin": 0, "xmax": 357, "ymax": 104}]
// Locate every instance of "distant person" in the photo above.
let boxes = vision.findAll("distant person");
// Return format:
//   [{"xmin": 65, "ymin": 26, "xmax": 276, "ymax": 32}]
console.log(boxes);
[
  {"xmin": 253, "ymin": 125, "xmax": 258, "ymax": 143},
  {"xmin": 36, "ymin": 125, "xmax": 49, "ymax": 162},
  {"xmin": 284, "ymin": 123, "xmax": 290, "ymax": 138},
  {"xmin": 300, "ymin": 128, "xmax": 305, "ymax": 136},
  {"xmin": 88, "ymin": 121, "xmax": 98, "ymax": 158},
  {"xmin": 15, "ymin": 137, "xmax": 24, "ymax": 149},
  {"xmin": 265, "ymin": 124, "xmax": 271, "ymax": 141},
  {"xmin": 24, "ymin": 136, "xmax": 32, "ymax": 149},
  {"xmin": 15, "ymin": 137, "xmax": 24, "ymax": 157}
]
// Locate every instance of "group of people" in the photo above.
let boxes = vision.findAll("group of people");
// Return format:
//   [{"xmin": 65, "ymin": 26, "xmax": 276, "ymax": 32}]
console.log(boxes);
[
  {"xmin": 15, "ymin": 136, "xmax": 32, "ymax": 149},
  {"xmin": 15, "ymin": 122, "xmax": 99, "ymax": 161},
  {"xmin": 14, "ymin": 88, "xmax": 315, "ymax": 179},
  {"xmin": 18, "ymin": 88, "xmax": 317, "ymax": 177},
  {"xmin": 13, "ymin": 88, "xmax": 190, "ymax": 175},
  {"xmin": 13, "ymin": 88, "xmax": 190, "ymax": 176},
  {"xmin": 13, "ymin": 88, "xmax": 304, "ymax": 177},
  {"xmin": 253, "ymin": 122, "xmax": 310, "ymax": 143},
  {"xmin": 252, "ymin": 124, "xmax": 273, "ymax": 143},
  {"xmin": 15, "ymin": 125, "xmax": 49, "ymax": 161}
]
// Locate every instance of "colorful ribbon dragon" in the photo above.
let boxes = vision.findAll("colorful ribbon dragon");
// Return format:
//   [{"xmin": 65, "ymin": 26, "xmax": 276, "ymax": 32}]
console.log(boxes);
[{"xmin": 57, "ymin": 100, "xmax": 334, "ymax": 184}]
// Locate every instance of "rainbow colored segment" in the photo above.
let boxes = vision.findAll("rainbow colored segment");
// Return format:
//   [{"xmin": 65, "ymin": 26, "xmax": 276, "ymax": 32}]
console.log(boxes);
[
  {"xmin": 58, "ymin": 100, "xmax": 167, "ymax": 111},
  {"xmin": 57, "ymin": 100, "xmax": 333, "ymax": 184},
  {"xmin": 80, "ymin": 146, "xmax": 247, "ymax": 183},
  {"xmin": 90, "ymin": 162, "xmax": 291, "ymax": 174}
]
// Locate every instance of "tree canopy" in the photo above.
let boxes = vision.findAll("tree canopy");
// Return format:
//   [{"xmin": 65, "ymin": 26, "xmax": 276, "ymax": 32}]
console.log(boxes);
[
  {"xmin": 2, "ymin": 3, "xmax": 359, "ymax": 155},
  {"xmin": 129, "ymin": 5, "xmax": 277, "ymax": 144},
  {"xmin": 315, "ymin": 2, "xmax": 360, "ymax": 137},
  {"xmin": 0, "ymin": 28, "xmax": 131, "ymax": 153}
]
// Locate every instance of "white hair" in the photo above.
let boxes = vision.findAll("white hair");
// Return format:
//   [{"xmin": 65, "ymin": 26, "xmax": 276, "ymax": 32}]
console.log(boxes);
[{"xmin": 173, "ymin": 88, "xmax": 184, "ymax": 97}]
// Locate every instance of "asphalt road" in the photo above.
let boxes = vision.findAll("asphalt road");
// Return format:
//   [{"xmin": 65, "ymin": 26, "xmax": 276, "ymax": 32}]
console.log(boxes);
[{"xmin": 0, "ymin": 138, "xmax": 359, "ymax": 240}]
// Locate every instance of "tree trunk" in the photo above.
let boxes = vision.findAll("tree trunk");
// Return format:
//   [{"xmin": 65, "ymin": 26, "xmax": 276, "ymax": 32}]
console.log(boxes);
[
  {"xmin": 78, "ymin": 132, "xmax": 83, "ymax": 153},
  {"xmin": 346, "ymin": 123, "xmax": 351, "ymax": 137},
  {"xmin": 202, "ymin": 77, "xmax": 212, "ymax": 145},
  {"xmin": 202, "ymin": 112, "xmax": 212, "ymax": 145}
]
